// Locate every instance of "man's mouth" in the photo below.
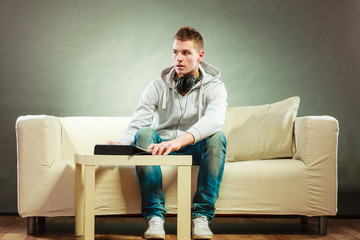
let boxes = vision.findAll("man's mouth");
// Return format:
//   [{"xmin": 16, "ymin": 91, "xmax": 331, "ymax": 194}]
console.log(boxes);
[{"xmin": 176, "ymin": 64, "xmax": 185, "ymax": 68}]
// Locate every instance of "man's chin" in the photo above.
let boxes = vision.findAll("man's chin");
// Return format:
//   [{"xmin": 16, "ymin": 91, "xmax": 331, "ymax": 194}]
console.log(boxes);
[
  {"xmin": 175, "ymin": 71, "xmax": 189, "ymax": 77},
  {"xmin": 175, "ymin": 68, "xmax": 187, "ymax": 74}
]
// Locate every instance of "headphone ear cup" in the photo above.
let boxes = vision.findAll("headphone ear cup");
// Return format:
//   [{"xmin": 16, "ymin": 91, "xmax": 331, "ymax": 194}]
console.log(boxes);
[
  {"xmin": 188, "ymin": 75, "xmax": 196, "ymax": 88},
  {"xmin": 174, "ymin": 74, "xmax": 197, "ymax": 95},
  {"xmin": 175, "ymin": 77, "xmax": 184, "ymax": 93}
]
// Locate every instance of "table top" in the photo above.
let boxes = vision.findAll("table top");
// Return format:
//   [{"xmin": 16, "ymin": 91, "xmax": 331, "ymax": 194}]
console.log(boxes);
[{"xmin": 74, "ymin": 154, "xmax": 192, "ymax": 166}]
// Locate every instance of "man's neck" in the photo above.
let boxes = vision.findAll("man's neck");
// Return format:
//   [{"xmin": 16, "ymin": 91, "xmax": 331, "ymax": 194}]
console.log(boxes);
[{"xmin": 177, "ymin": 69, "xmax": 200, "ymax": 79}]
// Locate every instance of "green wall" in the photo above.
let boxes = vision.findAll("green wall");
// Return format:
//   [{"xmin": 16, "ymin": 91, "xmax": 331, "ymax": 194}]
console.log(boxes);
[{"xmin": 1, "ymin": 0, "xmax": 359, "ymax": 215}]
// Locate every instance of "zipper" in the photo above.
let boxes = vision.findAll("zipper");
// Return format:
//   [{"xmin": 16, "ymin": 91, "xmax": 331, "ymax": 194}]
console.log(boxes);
[
  {"xmin": 173, "ymin": 94, "xmax": 188, "ymax": 139},
  {"xmin": 180, "ymin": 96, "xmax": 185, "ymax": 113}
]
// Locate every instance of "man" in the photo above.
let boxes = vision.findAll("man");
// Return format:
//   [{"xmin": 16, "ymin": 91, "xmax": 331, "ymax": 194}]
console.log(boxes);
[{"xmin": 109, "ymin": 26, "xmax": 227, "ymax": 239}]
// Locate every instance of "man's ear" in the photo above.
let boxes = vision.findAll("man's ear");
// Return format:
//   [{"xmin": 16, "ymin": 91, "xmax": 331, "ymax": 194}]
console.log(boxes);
[{"xmin": 198, "ymin": 50, "xmax": 205, "ymax": 62}]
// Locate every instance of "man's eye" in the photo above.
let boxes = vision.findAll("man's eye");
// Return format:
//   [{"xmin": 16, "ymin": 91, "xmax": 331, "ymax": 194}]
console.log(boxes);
[{"xmin": 184, "ymin": 52, "xmax": 189, "ymax": 55}]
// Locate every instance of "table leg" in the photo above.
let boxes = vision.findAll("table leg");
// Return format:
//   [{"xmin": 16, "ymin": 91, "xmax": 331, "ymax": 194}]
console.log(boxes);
[
  {"xmin": 75, "ymin": 163, "xmax": 84, "ymax": 236},
  {"xmin": 84, "ymin": 165, "xmax": 95, "ymax": 240},
  {"xmin": 177, "ymin": 166, "xmax": 191, "ymax": 240}
]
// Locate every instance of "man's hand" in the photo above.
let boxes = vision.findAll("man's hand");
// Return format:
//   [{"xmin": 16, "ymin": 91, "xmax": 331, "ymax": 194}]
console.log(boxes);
[
  {"xmin": 147, "ymin": 141, "xmax": 180, "ymax": 155},
  {"xmin": 147, "ymin": 132, "xmax": 195, "ymax": 155},
  {"xmin": 107, "ymin": 141, "xmax": 122, "ymax": 145}
]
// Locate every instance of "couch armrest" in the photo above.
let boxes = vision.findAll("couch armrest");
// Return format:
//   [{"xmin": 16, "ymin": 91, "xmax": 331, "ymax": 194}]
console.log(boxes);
[
  {"xmin": 16, "ymin": 115, "xmax": 62, "ymax": 217},
  {"xmin": 293, "ymin": 116, "xmax": 339, "ymax": 215},
  {"xmin": 293, "ymin": 116, "xmax": 339, "ymax": 167}
]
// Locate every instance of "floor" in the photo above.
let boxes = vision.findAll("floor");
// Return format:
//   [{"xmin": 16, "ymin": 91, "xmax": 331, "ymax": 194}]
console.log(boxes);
[{"xmin": 0, "ymin": 215, "xmax": 360, "ymax": 239}]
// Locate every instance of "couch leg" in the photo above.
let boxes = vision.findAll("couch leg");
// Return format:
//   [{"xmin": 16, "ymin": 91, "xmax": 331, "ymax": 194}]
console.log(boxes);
[
  {"xmin": 300, "ymin": 216, "xmax": 309, "ymax": 224},
  {"xmin": 38, "ymin": 216, "xmax": 46, "ymax": 225},
  {"xmin": 38, "ymin": 217, "xmax": 46, "ymax": 232},
  {"xmin": 27, "ymin": 217, "xmax": 37, "ymax": 235},
  {"xmin": 318, "ymin": 216, "xmax": 327, "ymax": 235}
]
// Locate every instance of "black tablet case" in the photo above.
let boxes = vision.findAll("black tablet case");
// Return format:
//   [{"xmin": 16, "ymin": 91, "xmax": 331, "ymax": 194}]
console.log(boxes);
[{"xmin": 94, "ymin": 144, "xmax": 151, "ymax": 155}]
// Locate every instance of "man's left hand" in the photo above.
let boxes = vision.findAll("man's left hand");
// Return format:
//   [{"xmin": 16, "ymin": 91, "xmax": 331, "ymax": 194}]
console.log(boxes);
[
  {"xmin": 147, "ymin": 132, "xmax": 195, "ymax": 155},
  {"xmin": 147, "ymin": 141, "xmax": 180, "ymax": 155}
]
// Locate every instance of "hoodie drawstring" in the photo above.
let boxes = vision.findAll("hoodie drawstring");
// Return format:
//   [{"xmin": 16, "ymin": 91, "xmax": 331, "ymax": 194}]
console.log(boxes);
[
  {"xmin": 162, "ymin": 87, "xmax": 168, "ymax": 109},
  {"xmin": 198, "ymin": 85, "xmax": 203, "ymax": 121}
]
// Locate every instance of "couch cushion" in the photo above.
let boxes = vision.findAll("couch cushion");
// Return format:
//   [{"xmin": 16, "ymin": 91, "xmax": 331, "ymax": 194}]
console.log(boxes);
[{"xmin": 222, "ymin": 96, "xmax": 300, "ymax": 161}]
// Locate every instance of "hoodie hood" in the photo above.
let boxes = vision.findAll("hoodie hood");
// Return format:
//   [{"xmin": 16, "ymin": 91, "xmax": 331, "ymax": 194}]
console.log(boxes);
[
  {"xmin": 159, "ymin": 61, "xmax": 222, "ymax": 111},
  {"xmin": 161, "ymin": 61, "xmax": 221, "ymax": 110},
  {"xmin": 160, "ymin": 61, "xmax": 221, "ymax": 88}
]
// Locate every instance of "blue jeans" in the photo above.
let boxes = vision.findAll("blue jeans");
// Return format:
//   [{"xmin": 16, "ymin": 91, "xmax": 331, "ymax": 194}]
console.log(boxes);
[{"xmin": 134, "ymin": 127, "xmax": 226, "ymax": 222}]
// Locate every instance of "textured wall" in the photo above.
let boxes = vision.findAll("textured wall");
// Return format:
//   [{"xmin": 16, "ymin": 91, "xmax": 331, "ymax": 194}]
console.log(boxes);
[{"xmin": 1, "ymin": 0, "xmax": 359, "ymax": 214}]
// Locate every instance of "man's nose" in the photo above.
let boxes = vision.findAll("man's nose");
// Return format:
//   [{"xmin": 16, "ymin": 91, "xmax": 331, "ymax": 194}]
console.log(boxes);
[{"xmin": 176, "ymin": 53, "xmax": 183, "ymax": 61}]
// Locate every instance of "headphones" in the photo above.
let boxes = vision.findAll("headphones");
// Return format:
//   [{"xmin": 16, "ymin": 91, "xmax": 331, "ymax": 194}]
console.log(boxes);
[{"xmin": 173, "ymin": 72, "xmax": 202, "ymax": 95}]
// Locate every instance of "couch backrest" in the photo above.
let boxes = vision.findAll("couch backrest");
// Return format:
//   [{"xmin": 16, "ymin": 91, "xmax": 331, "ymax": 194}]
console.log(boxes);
[
  {"xmin": 59, "ymin": 96, "xmax": 299, "ymax": 161},
  {"xmin": 61, "ymin": 117, "xmax": 131, "ymax": 159}
]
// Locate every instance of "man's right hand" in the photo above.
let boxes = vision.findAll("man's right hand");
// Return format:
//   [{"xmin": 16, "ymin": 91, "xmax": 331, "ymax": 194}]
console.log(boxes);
[{"xmin": 106, "ymin": 141, "xmax": 122, "ymax": 145}]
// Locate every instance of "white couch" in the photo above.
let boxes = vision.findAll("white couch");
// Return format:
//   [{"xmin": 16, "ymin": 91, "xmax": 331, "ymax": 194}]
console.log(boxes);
[{"xmin": 16, "ymin": 97, "xmax": 338, "ymax": 235}]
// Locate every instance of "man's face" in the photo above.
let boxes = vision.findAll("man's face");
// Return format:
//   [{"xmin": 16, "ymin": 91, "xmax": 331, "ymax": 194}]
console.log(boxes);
[{"xmin": 172, "ymin": 39, "xmax": 204, "ymax": 78}]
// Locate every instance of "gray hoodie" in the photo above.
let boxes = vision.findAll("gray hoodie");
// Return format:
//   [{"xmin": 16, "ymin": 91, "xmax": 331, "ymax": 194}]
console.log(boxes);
[{"xmin": 116, "ymin": 61, "xmax": 227, "ymax": 145}]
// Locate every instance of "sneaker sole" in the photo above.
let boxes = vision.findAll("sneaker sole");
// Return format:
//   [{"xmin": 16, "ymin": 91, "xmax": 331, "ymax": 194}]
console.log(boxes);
[
  {"xmin": 192, "ymin": 234, "xmax": 213, "ymax": 239},
  {"xmin": 144, "ymin": 234, "xmax": 165, "ymax": 239}
]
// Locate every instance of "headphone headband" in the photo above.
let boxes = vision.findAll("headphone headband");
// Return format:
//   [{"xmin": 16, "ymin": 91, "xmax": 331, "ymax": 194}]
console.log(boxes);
[{"xmin": 173, "ymin": 72, "xmax": 202, "ymax": 95}]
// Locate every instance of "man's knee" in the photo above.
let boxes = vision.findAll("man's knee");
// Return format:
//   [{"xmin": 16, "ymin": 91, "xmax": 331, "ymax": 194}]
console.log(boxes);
[
  {"xmin": 208, "ymin": 131, "xmax": 227, "ymax": 148},
  {"xmin": 134, "ymin": 127, "xmax": 159, "ymax": 148},
  {"xmin": 136, "ymin": 127, "xmax": 156, "ymax": 139},
  {"xmin": 203, "ymin": 131, "xmax": 227, "ymax": 163}
]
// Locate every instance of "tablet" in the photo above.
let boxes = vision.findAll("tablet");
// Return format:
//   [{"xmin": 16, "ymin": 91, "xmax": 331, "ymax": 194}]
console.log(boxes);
[{"xmin": 94, "ymin": 144, "xmax": 152, "ymax": 155}]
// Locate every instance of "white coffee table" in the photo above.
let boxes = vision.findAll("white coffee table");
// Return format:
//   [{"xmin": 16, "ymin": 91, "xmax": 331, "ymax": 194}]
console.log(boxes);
[{"xmin": 74, "ymin": 154, "xmax": 192, "ymax": 240}]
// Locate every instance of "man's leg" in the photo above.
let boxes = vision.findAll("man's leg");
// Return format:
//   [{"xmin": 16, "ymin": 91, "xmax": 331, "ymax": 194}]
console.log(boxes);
[
  {"xmin": 192, "ymin": 131, "xmax": 226, "ymax": 221},
  {"xmin": 134, "ymin": 127, "xmax": 167, "ymax": 221}
]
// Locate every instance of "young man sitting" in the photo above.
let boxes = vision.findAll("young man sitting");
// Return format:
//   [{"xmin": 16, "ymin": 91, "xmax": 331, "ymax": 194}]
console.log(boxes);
[{"xmin": 108, "ymin": 26, "xmax": 227, "ymax": 239}]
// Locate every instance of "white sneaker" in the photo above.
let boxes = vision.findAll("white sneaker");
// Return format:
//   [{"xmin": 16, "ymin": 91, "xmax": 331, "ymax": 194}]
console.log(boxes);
[
  {"xmin": 144, "ymin": 216, "xmax": 165, "ymax": 239},
  {"xmin": 192, "ymin": 216, "xmax": 213, "ymax": 239}
]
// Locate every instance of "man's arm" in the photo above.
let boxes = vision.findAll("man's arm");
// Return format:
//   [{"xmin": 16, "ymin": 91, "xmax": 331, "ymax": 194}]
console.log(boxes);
[
  {"xmin": 147, "ymin": 132, "xmax": 195, "ymax": 155},
  {"xmin": 187, "ymin": 81, "xmax": 227, "ymax": 143}
]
